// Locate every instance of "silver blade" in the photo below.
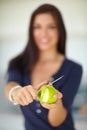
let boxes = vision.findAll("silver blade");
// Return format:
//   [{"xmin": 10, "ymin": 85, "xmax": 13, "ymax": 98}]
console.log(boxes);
[{"xmin": 48, "ymin": 75, "xmax": 64, "ymax": 85}]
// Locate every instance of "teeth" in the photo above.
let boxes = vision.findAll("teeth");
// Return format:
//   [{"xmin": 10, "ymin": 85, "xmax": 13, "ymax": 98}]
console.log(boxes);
[{"xmin": 41, "ymin": 39, "xmax": 48, "ymax": 43}]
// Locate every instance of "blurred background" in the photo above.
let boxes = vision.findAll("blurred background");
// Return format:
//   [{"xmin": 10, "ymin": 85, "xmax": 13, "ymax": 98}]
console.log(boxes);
[{"xmin": 0, "ymin": 0, "xmax": 87, "ymax": 130}]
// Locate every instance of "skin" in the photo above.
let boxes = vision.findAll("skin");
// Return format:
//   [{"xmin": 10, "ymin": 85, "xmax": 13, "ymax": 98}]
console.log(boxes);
[
  {"xmin": 32, "ymin": 13, "xmax": 67, "ymax": 127},
  {"xmin": 5, "ymin": 13, "xmax": 67, "ymax": 127},
  {"xmin": 33, "ymin": 13, "xmax": 59, "ymax": 51},
  {"xmin": 5, "ymin": 81, "xmax": 47, "ymax": 106}
]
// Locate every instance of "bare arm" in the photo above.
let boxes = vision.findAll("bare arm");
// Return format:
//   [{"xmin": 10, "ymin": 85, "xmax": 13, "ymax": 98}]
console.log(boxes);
[
  {"xmin": 5, "ymin": 81, "xmax": 48, "ymax": 106},
  {"xmin": 5, "ymin": 81, "xmax": 20, "ymax": 100},
  {"xmin": 41, "ymin": 92, "xmax": 67, "ymax": 127},
  {"xmin": 5, "ymin": 81, "xmax": 38, "ymax": 106},
  {"xmin": 48, "ymin": 99, "xmax": 67, "ymax": 127}
]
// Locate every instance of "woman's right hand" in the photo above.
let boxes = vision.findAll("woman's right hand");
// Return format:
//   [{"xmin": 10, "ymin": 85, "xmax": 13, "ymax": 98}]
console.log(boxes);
[
  {"xmin": 11, "ymin": 85, "xmax": 37, "ymax": 106},
  {"xmin": 11, "ymin": 81, "xmax": 47, "ymax": 106}
]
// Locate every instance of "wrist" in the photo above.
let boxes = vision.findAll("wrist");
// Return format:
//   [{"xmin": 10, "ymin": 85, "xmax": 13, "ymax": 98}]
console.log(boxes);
[{"xmin": 9, "ymin": 85, "xmax": 22, "ymax": 105}]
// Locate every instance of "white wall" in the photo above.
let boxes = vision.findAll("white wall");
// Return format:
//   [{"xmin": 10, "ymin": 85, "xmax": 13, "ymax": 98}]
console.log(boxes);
[
  {"xmin": 0, "ymin": 0, "xmax": 86, "ymax": 85},
  {"xmin": 0, "ymin": 0, "xmax": 87, "ymax": 84},
  {"xmin": 0, "ymin": 1, "xmax": 87, "ymax": 130}
]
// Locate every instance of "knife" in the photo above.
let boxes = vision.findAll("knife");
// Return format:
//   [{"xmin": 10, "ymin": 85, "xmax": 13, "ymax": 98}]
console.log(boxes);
[{"xmin": 48, "ymin": 75, "xmax": 64, "ymax": 85}]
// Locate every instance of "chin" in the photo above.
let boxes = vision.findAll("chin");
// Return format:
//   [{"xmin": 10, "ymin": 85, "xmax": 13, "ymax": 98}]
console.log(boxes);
[
  {"xmin": 37, "ymin": 43, "xmax": 53, "ymax": 51},
  {"xmin": 38, "ymin": 46, "xmax": 51, "ymax": 51}
]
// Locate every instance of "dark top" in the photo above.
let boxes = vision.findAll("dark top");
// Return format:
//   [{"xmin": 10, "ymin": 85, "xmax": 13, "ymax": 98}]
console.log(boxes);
[{"xmin": 7, "ymin": 58, "xmax": 82, "ymax": 130}]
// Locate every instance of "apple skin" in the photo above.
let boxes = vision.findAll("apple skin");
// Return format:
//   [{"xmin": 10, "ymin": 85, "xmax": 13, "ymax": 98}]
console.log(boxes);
[{"xmin": 37, "ymin": 84, "xmax": 58, "ymax": 104}]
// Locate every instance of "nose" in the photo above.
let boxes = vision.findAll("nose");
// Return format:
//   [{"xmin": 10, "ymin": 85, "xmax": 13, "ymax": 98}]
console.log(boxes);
[{"xmin": 40, "ymin": 28, "xmax": 48, "ymax": 37}]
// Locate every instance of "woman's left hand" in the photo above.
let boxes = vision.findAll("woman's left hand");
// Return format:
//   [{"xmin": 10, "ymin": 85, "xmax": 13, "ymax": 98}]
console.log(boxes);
[{"xmin": 41, "ymin": 91, "xmax": 63, "ymax": 109}]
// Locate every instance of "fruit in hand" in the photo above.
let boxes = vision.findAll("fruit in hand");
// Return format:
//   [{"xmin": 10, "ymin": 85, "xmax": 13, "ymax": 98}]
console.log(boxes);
[{"xmin": 37, "ymin": 84, "xmax": 58, "ymax": 104}]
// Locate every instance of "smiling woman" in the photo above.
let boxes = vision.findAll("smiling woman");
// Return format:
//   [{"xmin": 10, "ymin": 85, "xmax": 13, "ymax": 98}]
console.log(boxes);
[
  {"xmin": 33, "ymin": 13, "xmax": 59, "ymax": 51},
  {"xmin": 5, "ymin": 3, "xmax": 82, "ymax": 130}
]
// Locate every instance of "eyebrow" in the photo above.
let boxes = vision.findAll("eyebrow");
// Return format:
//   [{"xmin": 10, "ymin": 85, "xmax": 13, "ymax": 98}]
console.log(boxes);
[{"xmin": 33, "ymin": 23, "xmax": 56, "ymax": 26}]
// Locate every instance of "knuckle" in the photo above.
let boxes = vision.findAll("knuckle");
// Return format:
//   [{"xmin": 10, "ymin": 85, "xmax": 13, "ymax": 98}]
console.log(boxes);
[
  {"xmin": 23, "ymin": 103, "xmax": 27, "ymax": 106},
  {"xmin": 22, "ymin": 104, "xmax": 25, "ymax": 106},
  {"xmin": 33, "ymin": 95, "xmax": 37, "ymax": 99},
  {"xmin": 29, "ymin": 99, "xmax": 33, "ymax": 103},
  {"xmin": 18, "ymin": 92, "xmax": 22, "ymax": 98},
  {"xmin": 18, "ymin": 100, "xmax": 23, "ymax": 105},
  {"xmin": 20, "ymin": 89, "xmax": 27, "ymax": 95},
  {"xmin": 21, "ymin": 101, "xmax": 26, "ymax": 106},
  {"xmin": 26, "ymin": 102, "xmax": 29, "ymax": 105},
  {"xmin": 21, "ymin": 87, "xmax": 25, "ymax": 92},
  {"xmin": 20, "ymin": 89, "xmax": 23, "ymax": 94},
  {"xmin": 31, "ymin": 90, "xmax": 37, "ymax": 97},
  {"xmin": 25, "ymin": 100, "xmax": 29, "ymax": 104},
  {"xmin": 27, "ymin": 85, "xmax": 32, "ymax": 89}
]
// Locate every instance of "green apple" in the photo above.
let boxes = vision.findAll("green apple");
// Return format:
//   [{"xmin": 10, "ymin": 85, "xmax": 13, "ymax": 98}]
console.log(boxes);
[{"xmin": 37, "ymin": 84, "xmax": 58, "ymax": 104}]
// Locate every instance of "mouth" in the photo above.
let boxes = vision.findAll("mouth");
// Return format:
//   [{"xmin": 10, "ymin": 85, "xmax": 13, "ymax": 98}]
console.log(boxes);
[{"xmin": 40, "ymin": 38, "xmax": 49, "ymax": 44}]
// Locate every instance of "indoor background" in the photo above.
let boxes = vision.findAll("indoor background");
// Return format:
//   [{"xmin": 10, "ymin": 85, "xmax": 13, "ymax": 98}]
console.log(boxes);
[{"xmin": 0, "ymin": 0, "xmax": 87, "ymax": 130}]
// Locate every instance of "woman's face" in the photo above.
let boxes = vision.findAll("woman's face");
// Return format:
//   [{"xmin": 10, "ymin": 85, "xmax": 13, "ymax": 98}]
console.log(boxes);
[{"xmin": 33, "ymin": 13, "xmax": 59, "ymax": 51}]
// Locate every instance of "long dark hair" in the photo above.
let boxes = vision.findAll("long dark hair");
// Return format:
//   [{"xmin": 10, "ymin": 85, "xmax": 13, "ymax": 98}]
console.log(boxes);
[{"xmin": 8, "ymin": 3, "xmax": 66, "ymax": 74}]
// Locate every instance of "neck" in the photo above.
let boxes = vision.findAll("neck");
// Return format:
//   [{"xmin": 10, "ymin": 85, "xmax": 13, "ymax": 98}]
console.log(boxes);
[{"xmin": 38, "ymin": 48, "xmax": 59, "ymax": 62}]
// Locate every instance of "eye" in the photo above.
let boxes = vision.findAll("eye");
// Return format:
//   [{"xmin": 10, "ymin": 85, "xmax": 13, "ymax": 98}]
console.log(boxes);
[
  {"xmin": 48, "ymin": 25, "xmax": 57, "ymax": 29},
  {"xmin": 33, "ymin": 26, "xmax": 41, "ymax": 29}
]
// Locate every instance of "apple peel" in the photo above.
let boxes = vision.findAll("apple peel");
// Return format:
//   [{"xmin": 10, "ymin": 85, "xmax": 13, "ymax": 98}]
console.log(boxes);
[{"xmin": 37, "ymin": 85, "xmax": 58, "ymax": 104}]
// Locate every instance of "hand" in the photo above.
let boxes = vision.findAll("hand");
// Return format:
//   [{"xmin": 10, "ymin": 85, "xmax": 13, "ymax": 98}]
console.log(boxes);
[
  {"xmin": 11, "ymin": 81, "xmax": 48, "ymax": 106},
  {"xmin": 41, "ymin": 91, "xmax": 63, "ymax": 109}
]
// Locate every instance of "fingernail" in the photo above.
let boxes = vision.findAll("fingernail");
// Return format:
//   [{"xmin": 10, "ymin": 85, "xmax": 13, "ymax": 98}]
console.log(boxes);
[
  {"xmin": 59, "ymin": 93, "xmax": 63, "ymax": 98},
  {"xmin": 43, "ymin": 103, "xmax": 47, "ymax": 105},
  {"xmin": 52, "ymin": 104, "xmax": 56, "ymax": 107},
  {"xmin": 34, "ymin": 95, "xmax": 36, "ymax": 98},
  {"xmin": 54, "ymin": 94, "xmax": 57, "ymax": 98}
]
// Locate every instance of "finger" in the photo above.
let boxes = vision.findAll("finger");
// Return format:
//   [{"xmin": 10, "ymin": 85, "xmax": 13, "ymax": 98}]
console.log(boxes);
[
  {"xmin": 16, "ymin": 97, "xmax": 25, "ymax": 106},
  {"xmin": 26, "ymin": 85, "xmax": 37, "ymax": 99},
  {"xmin": 35, "ymin": 80, "xmax": 48, "ymax": 91},
  {"xmin": 41, "ymin": 103, "xmax": 56, "ymax": 109},
  {"xmin": 12, "ymin": 88, "xmax": 31, "ymax": 106},
  {"xmin": 41, "ymin": 104, "xmax": 50, "ymax": 109},
  {"xmin": 54, "ymin": 91, "xmax": 63, "ymax": 99},
  {"xmin": 16, "ymin": 90, "xmax": 29, "ymax": 105},
  {"xmin": 23, "ymin": 88, "xmax": 33, "ymax": 103},
  {"xmin": 21, "ymin": 95, "xmax": 30, "ymax": 105},
  {"xmin": 14, "ymin": 94, "xmax": 26, "ymax": 106}
]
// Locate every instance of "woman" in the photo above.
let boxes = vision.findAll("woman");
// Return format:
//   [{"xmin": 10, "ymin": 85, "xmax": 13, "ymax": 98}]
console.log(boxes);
[{"xmin": 5, "ymin": 4, "xmax": 82, "ymax": 130}]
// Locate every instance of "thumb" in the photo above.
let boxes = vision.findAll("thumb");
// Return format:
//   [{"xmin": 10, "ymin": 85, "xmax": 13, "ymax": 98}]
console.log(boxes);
[
  {"xmin": 54, "ymin": 91, "xmax": 63, "ymax": 99},
  {"xmin": 34, "ymin": 80, "xmax": 48, "ymax": 91}
]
